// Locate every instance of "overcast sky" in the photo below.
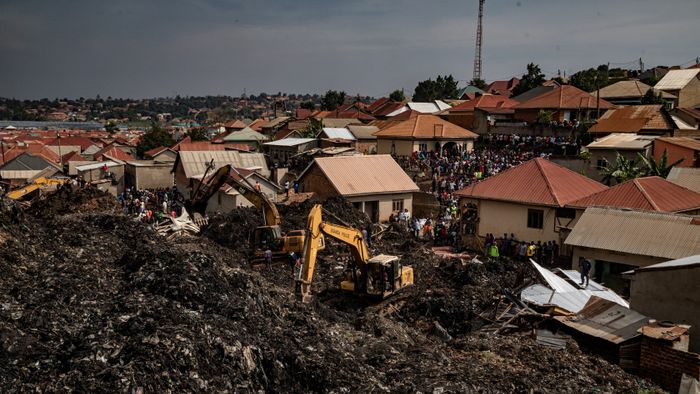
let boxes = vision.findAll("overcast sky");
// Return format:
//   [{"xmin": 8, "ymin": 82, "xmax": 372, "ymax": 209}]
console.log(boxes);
[{"xmin": 1, "ymin": 0, "xmax": 699, "ymax": 99}]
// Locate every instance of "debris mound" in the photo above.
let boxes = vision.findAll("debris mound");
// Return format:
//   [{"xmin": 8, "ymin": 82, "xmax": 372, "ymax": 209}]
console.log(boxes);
[
  {"xmin": 200, "ymin": 207, "xmax": 262, "ymax": 258},
  {"xmin": 27, "ymin": 187, "xmax": 119, "ymax": 217}
]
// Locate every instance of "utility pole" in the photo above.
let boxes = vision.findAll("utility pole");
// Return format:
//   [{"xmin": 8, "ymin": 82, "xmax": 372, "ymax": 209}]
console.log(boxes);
[
  {"xmin": 639, "ymin": 58, "xmax": 645, "ymax": 73},
  {"xmin": 57, "ymin": 131, "xmax": 64, "ymax": 170},
  {"xmin": 472, "ymin": 0, "xmax": 485, "ymax": 81}
]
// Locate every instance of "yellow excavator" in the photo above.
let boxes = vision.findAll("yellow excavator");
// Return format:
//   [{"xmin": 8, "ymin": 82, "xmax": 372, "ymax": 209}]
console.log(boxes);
[
  {"xmin": 6, "ymin": 177, "xmax": 67, "ymax": 201},
  {"xmin": 295, "ymin": 204, "xmax": 414, "ymax": 302},
  {"xmin": 187, "ymin": 163, "xmax": 305, "ymax": 261}
]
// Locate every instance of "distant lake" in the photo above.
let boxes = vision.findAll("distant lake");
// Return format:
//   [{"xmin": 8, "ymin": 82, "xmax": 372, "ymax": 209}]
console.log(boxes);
[{"xmin": 0, "ymin": 120, "xmax": 104, "ymax": 130}]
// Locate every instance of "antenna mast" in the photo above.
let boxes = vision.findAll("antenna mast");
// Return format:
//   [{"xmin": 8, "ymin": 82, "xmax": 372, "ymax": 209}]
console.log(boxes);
[{"xmin": 473, "ymin": 0, "xmax": 485, "ymax": 81}]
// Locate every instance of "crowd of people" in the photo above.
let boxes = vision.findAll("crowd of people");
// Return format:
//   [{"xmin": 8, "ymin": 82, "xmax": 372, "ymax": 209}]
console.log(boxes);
[
  {"xmin": 483, "ymin": 233, "xmax": 560, "ymax": 266},
  {"xmin": 117, "ymin": 187, "xmax": 186, "ymax": 223}
]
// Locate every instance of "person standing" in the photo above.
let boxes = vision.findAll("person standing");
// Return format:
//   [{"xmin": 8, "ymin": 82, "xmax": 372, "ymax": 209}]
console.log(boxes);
[
  {"xmin": 264, "ymin": 249, "xmax": 273, "ymax": 271},
  {"xmin": 579, "ymin": 257, "xmax": 592, "ymax": 287},
  {"xmin": 287, "ymin": 252, "xmax": 296, "ymax": 274},
  {"xmin": 284, "ymin": 180, "xmax": 290, "ymax": 198}
]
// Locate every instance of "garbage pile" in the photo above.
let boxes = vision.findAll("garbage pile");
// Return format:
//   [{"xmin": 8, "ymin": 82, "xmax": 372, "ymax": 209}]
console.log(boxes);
[{"xmin": 0, "ymin": 190, "xmax": 660, "ymax": 392}]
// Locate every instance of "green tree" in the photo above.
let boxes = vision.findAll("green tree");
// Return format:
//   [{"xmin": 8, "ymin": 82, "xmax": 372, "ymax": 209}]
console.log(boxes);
[
  {"xmin": 104, "ymin": 121, "xmax": 118, "ymax": 134},
  {"xmin": 637, "ymin": 150, "xmax": 683, "ymax": 177},
  {"xmin": 511, "ymin": 63, "xmax": 546, "ymax": 96},
  {"xmin": 136, "ymin": 122, "xmax": 175, "ymax": 157},
  {"xmin": 389, "ymin": 89, "xmax": 405, "ymax": 102},
  {"xmin": 186, "ymin": 127, "xmax": 209, "ymax": 141},
  {"xmin": 600, "ymin": 152, "xmax": 641, "ymax": 185},
  {"xmin": 300, "ymin": 118, "xmax": 323, "ymax": 138},
  {"xmin": 536, "ymin": 109, "xmax": 554, "ymax": 124},
  {"xmin": 321, "ymin": 90, "xmax": 347, "ymax": 110},
  {"xmin": 468, "ymin": 78, "xmax": 487, "ymax": 90},
  {"xmin": 413, "ymin": 74, "xmax": 458, "ymax": 102},
  {"xmin": 300, "ymin": 101, "xmax": 316, "ymax": 110},
  {"xmin": 569, "ymin": 65, "xmax": 609, "ymax": 92},
  {"xmin": 640, "ymin": 89, "xmax": 664, "ymax": 104}
]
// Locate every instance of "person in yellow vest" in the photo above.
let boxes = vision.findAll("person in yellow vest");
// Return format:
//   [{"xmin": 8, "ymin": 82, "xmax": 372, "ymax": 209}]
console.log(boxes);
[
  {"xmin": 488, "ymin": 243, "xmax": 500, "ymax": 258},
  {"xmin": 526, "ymin": 242, "xmax": 536, "ymax": 259}
]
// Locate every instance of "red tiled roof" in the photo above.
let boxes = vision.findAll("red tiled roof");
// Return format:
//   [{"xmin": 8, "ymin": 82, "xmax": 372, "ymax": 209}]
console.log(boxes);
[
  {"xmin": 450, "ymin": 95, "xmax": 520, "ymax": 111},
  {"xmin": 588, "ymin": 105, "xmax": 673, "ymax": 134},
  {"xmin": 454, "ymin": 158, "xmax": 608, "ymax": 207},
  {"xmin": 568, "ymin": 176, "xmax": 700, "ymax": 213},
  {"xmin": 373, "ymin": 114, "xmax": 478, "ymax": 140},
  {"xmin": 514, "ymin": 85, "xmax": 615, "ymax": 110},
  {"xmin": 93, "ymin": 144, "xmax": 134, "ymax": 161},
  {"xmin": 486, "ymin": 77, "xmax": 519, "ymax": 97}
]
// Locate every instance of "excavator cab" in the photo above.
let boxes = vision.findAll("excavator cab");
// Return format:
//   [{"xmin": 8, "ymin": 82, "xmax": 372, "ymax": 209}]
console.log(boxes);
[
  {"xmin": 253, "ymin": 226, "xmax": 284, "ymax": 251},
  {"xmin": 342, "ymin": 254, "xmax": 414, "ymax": 299}
]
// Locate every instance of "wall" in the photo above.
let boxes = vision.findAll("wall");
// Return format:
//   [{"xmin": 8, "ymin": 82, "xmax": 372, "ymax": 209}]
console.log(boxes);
[
  {"xmin": 570, "ymin": 246, "xmax": 666, "ymax": 292},
  {"xmin": 346, "ymin": 192, "xmax": 413, "ymax": 222},
  {"xmin": 588, "ymin": 148, "xmax": 647, "ymax": 182},
  {"xmin": 78, "ymin": 165, "xmax": 125, "ymax": 195},
  {"xmin": 46, "ymin": 145, "xmax": 81, "ymax": 156},
  {"xmin": 630, "ymin": 267, "xmax": 700, "ymax": 353},
  {"xmin": 461, "ymin": 198, "xmax": 560, "ymax": 243},
  {"xmin": 298, "ymin": 164, "xmax": 340, "ymax": 199},
  {"xmin": 639, "ymin": 336, "xmax": 700, "ymax": 393},
  {"xmin": 446, "ymin": 112, "xmax": 475, "ymax": 130},
  {"xmin": 654, "ymin": 140, "xmax": 699, "ymax": 168},
  {"xmin": 124, "ymin": 163, "xmax": 174, "ymax": 190},
  {"xmin": 355, "ymin": 141, "xmax": 377, "ymax": 155},
  {"xmin": 206, "ymin": 190, "xmax": 253, "ymax": 214},
  {"xmin": 678, "ymin": 76, "xmax": 700, "ymax": 108},
  {"xmin": 376, "ymin": 139, "xmax": 414, "ymax": 156}
]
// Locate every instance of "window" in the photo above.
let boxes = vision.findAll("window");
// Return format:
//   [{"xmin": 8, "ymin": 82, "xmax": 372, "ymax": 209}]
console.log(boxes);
[
  {"xmin": 392, "ymin": 199, "xmax": 404, "ymax": 212},
  {"xmin": 418, "ymin": 143, "xmax": 428, "ymax": 152},
  {"xmin": 596, "ymin": 158, "xmax": 609, "ymax": 170},
  {"xmin": 527, "ymin": 209, "xmax": 544, "ymax": 229},
  {"xmin": 556, "ymin": 208, "xmax": 576, "ymax": 219}
]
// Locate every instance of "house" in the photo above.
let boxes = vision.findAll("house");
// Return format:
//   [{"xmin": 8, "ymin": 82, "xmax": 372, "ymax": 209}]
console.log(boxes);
[
  {"xmin": 445, "ymin": 94, "xmax": 520, "ymax": 133},
  {"xmin": 667, "ymin": 167, "xmax": 700, "ymax": 193},
  {"xmin": 654, "ymin": 69, "xmax": 700, "ymax": 108},
  {"xmin": 638, "ymin": 322, "xmax": 700, "ymax": 393},
  {"xmin": 297, "ymin": 155, "xmax": 419, "ymax": 222},
  {"xmin": 92, "ymin": 144, "xmax": 135, "ymax": 162},
  {"xmin": 513, "ymin": 85, "xmax": 614, "ymax": 124},
  {"xmin": 653, "ymin": 137, "xmax": 700, "ymax": 168},
  {"xmin": 485, "ymin": 77, "xmax": 519, "ymax": 97},
  {"xmin": 373, "ymin": 114, "xmax": 478, "ymax": 156},
  {"xmin": 587, "ymin": 105, "xmax": 675, "ymax": 137},
  {"xmin": 592, "ymin": 80, "xmax": 676, "ymax": 105},
  {"xmin": 347, "ymin": 125, "xmax": 379, "ymax": 154},
  {"xmin": 0, "ymin": 152, "xmax": 62, "ymax": 186},
  {"xmin": 456, "ymin": 85, "xmax": 485, "ymax": 99},
  {"xmin": 124, "ymin": 160, "xmax": 175, "ymax": 190},
  {"xmin": 568, "ymin": 176, "xmax": 700, "ymax": 215},
  {"xmin": 75, "ymin": 161, "xmax": 125, "ymax": 195},
  {"xmin": 454, "ymin": 158, "xmax": 607, "ymax": 244},
  {"xmin": 204, "ymin": 167, "xmax": 281, "ymax": 213},
  {"xmin": 318, "ymin": 127, "xmax": 356, "ymax": 144},
  {"xmin": 627, "ymin": 255, "xmax": 700, "ymax": 353},
  {"xmin": 144, "ymin": 146, "xmax": 178, "ymax": 163},
  {"xmin": 223, "ymin": 119, "xmax": 247, "ymax": 132},
  {"xmin": 585, "ymin": 134, "xmax": 657, "ymax": 181},
  {"xmin": 383, "ymin": 101, "xmax": 452, "ymax": 117},
  {"xmin": 511, "ymin": 85, "xmax": 558, "ymax": 103},
  {"xmin": 564, "ymin": 207, "xmax": 700, "ymax": 292},
  {"xmin": 263, "ymin": 138, "xmax": 317, "ymax": 163},
  {"xmin": 222, "ymin": 126, "xmax": 270, "ymax": 150},
  {"xmin": 171, "ymin": 150, "xmax": 270, "ymax": 196}
]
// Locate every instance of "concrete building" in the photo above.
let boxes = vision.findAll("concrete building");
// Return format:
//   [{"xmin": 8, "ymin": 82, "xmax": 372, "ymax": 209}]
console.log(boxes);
[
  {"xmin": 347, "ymin": 125, "xmax": 379, "ymax": 154},
  {"xmin": 373, "ymin": 114, "xmax": 478, "ymax": 156},
  {"xmin": 454, "ymin": 158, "xmax": 607, "ymax": 245},
  {"xmin": 654, "ymin": 69, "xmax": 700, "ymax": 108},
  {"xmin": 172, "ymin": 150, "xmax": 270, "ymax": 196},
  {"xmin": 263, "ymin": 138, "xmax": 317, "ymax": 163},
  {"xmin": 627, "ymin": 255, "xmax": 700, "ymax": 353},
  {"xmin": 144, "ymin": 146, "xmax": 177, "ymax": 163},
  {"xmin": 204, "ymin": 167, "xmax": 281, "ymax": 213},
  {"xmin": 297, "ymin": 155, "xmax": 419, "ymax": 222},
  {"xmin": 653, "ymin": 137, "xmax": 700, "ymax": 168},
  {"xmin": 75, "ymin": 161, "xmax": 125, "ymax": 196},
  {"xmin": 124, "ymin": 160, "xmax": 175, "ymax": 190},
  {"xmin": 513, "ymin": 85, "xmax": 614, "ymax": 124},
  {"xmin": 444, "ymin": 94, "xmax": 519, "ymax": 133},
  {"xmin": 585, "ymin": 134, "xmax": 657, "ymax": 182},
  {"xmin": 564, "ymin": 207, "xmax": 700, "ymax": 292}
]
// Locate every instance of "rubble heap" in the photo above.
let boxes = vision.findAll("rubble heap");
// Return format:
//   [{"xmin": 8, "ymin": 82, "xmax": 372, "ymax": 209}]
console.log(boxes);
[{"xmin": 0, "ymin": 191, "xmax": 659, "ymax": 392}]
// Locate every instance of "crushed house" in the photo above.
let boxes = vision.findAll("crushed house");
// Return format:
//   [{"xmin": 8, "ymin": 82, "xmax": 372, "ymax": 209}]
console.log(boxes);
[
  {"xmin": 373, "ymin": 114, "xmax": 478, "ymax": 156},
  {"xmin": 297, "ymin": 155, "xmax": 419, "ymax": 222}
]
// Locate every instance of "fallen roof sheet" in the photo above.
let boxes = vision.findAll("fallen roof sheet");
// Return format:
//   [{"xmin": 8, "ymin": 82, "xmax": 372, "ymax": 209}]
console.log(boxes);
[
  {"xmin": 521, "ymin": 260, "xmax": 629, "ymax": 314},
  {"xmin": 554, "ymin": 296, "xmax": 649, "ymax": 344}
]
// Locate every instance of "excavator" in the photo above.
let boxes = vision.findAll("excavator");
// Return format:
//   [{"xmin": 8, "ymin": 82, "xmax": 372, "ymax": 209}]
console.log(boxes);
[
  {"xmin": 295, "ymin": 204, "xmax": 414, "ymax": 302},
  {"xmin": 6, "ymin": 176, "xmax": 67, "ymax": 201},
  {"xmin": 186, "ymin": 162, "xmax": 305, "ymax": 261}
]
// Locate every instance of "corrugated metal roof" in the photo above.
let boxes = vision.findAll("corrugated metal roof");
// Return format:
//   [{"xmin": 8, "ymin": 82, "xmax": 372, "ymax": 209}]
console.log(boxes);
[
  {"xmin": 514, "ymin": 85, "xmax": 614, "ymax": 110},
  {"xmin": 264, "ymin": 138, "xmax": 316, "ymax": 147},
  {"xmin": 568, "ymin": 176, "xmax": 700, "ymax": 213},
  {"xmin": 654, "ymin": 69, "xmax": 700, "ymax": 90},
  {"xmin": 310, "ymin": 155, "xmax": 419, "ymax": 197},
  {"xmin": 405, "ymin": 101, "xmax": 450, "ymax": 114},
  {"xmin": 593, "ymin": 80, "xmax": 675, "ymax": 100},
  {"xmin": 586, "ymin": 134, "xmax": 656, "ymax": 150},
  {"xmin": 636, "ymin": 254, "xmax": 700, "ymax": 272},
  {"xmin": 455, "ymin": 158, "xmax": 607, "ymax": 207},
  {"xmin": 76, "ymin": 161, "xmax": 121, "ymax": 171},
  {"xmin": 554, "ymin": 296, "xmax": 648, "ymax": 344},
  {"xmin": 588, "ymin": 105, "xmax": 673, "ymax": 134},
  {"xmin": 638, "ymin": 322, "xmax": 689, "ymax": 341},
  {"xmin": 667, "ymin": 167, "xmax": 700, "ymax": 193},
  {"xmin": 222, "ymin": 127, "xmax": 269, "ymax": 142},
  {"xmin": 320, "ymin": 118, "xmax": 363, "ymax": 128},
  {"xmin": 373, "ymin": 114, "xmax": 478, "ymax": 140},
  {"xmin": 564, "ymin": 207, "xmax": 700, "ymax": 260},
  {"xmin": 321, "ymin": 128, "xmax": 356, "ymax": 141},
  {"xmin": 347, "ymin": 125, "xmax": 379, "ymax": 140},
  {"xmin": 0, "ymin": 170, "xmax": 42, "ymax": 179},
  {"xmin": 175, "ymin": 151, "xmax": 270, "ymax": 178},
  {"xmin": 656, "ymin": 137, "xmax": 700, "ymax": 151}
]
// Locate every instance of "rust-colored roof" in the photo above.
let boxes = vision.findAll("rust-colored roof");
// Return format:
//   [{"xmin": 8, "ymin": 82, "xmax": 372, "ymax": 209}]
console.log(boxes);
[
  {"xmin": 514, "ymin": 85, "xmax": 614, "ymax": 110},
  {"xmin": 368, "ymin": 97, "xmax": 390, "ymax": 112},
  {"xmin": 247, "ymin": 119, "xmax": 267, "ymax": 132},
  {"xmin": 454, "ymin": 158, "xmax": 608, "ymax": 207},
  {"xmin": 144, "ymin": 146, "xmax": 168, "ymax": 158},
  {"xmin": 306, "ymin": 155, "xmax": 419, "ymax": 197},
  {"xmin": 222, "ymin": 143, "xmax": 253, "ymax": 152},
  {"xmin": 588, "ymin": 105, "xmax": 673, "ymax": 134},
  {"xmin": 372, "ymin": 102, "xmax": 407, "ymax": 117},
  {"xmin": 449, "ymin": 95, "xmax": 520, "ymax": 111},
  {"xmin": 677, "ymin": 107, "xmax": 700, "ymax": 121},
  {"xmin": 295, "ymin": 108, "xmax": 313, "ymax": 120},
  {"xmin": 593, "ymin": 80, "xmax": 675, "ymax": 100},
  {"xmin": 655, "ymin": 137, "xmax": 700, "ymax": 151},
  {"xmin": 569, "ymin": 176, "xmax": 700, "ymax": 213},
  {"xmin": 486, "ymin": 78, "xmax": 519, "ymax": 97},
  {"xmin": 45, "ymin": 136, "xmax": 99, "ymax": 151},
  {"xmin": 639, "ymin": 322, "xmax": 689, "ymax": 342},
  {"xmin": 171, "ymin": 136, "xmax": 192, "ymax": 150},
  {"xmin": 373, "ymin": 114, "xmax": 478, "ymax": 140},
  {"xmin": 224, "ymin": 119, "xmax": 246, "ymax": 129},
  {"xmin": 369, "ymin": 119, "xmax": 405, "ymax": 131},
  {"xmin": 177, "ymin": 142, "xmax": 226, "ymax": 151},
  {"xmin": 93, "ymin": 145, "xmax": 134, "ymax": 161},
  {"xmin": 61, "ymin": 151, "xmax": 84, "ymax": 163}
]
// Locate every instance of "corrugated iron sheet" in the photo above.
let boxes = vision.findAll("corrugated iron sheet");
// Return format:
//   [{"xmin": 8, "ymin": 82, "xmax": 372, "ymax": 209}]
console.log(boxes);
[
  {"xmin": 588, "ymin": 105, "xmax": 672, "ymax": 133},
  {"xmin": 373, "ymin": 115, "xmax": 477, "ymax": 140},
  {"xmin": 514, "ymin": 85, "xmax": 614, "ymax": 110},
  {"xmin": 455, "ymin": 158, "xmax": 607, "ymax": 207},
  {"xmin": 667, "ymin": 167, "xmax": 700, "ymax": 193},
  {"xmin": 565, "ymin": 207, "xmax": 700, "ymax": 260},
  {"xmin": 586, "ymin": 133, "xmax": 656, "ymax": 150},
  {"xmin": 313, "ymin": 155, "xmax": 419, "ymax": 197},
  {"xmin": 655, "ymin": 69, "xmax": 700, "ymax": 90},
  {"xmin": 177, "ymin": 151, "xmax": 270, "ymax": 178}
]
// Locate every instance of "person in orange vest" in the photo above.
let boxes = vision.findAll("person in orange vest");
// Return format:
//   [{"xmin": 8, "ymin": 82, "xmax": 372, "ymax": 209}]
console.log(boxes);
[{"xmin": 255, "ymin": 181, "xmax": 261, "ymax": 192}]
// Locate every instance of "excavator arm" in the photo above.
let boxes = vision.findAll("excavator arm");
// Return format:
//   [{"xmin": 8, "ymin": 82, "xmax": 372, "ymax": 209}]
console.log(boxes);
[{"xmin": 296, "ymin": 204, "xmax": 370, "ymax": 301}]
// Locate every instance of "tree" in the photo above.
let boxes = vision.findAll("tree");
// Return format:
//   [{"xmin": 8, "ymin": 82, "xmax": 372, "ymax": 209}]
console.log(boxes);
[
  {"xmin": 321, "ymin": 90, "xmax": 346, "ymax": 110},
  {"xmin": 536, "ymin": 109, "xmax": 554, "ymax": 124},
  {"xmin": 136, "ymin": 122, "xmax": 175, "ymax": 157},
  {"xmin": 412, "ymin": 74, "xmax": 458, "ymax": 102},
  {"xmin": 569, "ymin": 65, "xmax": 609, "ymax": 92},
  {"xmin": 600, "ymin": 152, "xmax": 641, "ymax": 186},
  {"xmin": 640, "ymin": 89, "xmax": 664, "ymax": 104},
  {"xmin": 637, "ymin": 150, "xmax": 683, "ymax": 177},
  {"xmin": 186, "ymin": 127, "xmax": 209, "ymax": 141},
  {"xmin": 300, "ymin": 118, "xmax": 323, "ymax": 138},
  {"xmin": 389, "ymin": 89, "xmax": 405, "ymax": 102},
  {"xmin": 468, "ymin": 78, "xmax": 487, "ymax": 90},
  {"xmin": 511, "ymin": 63, "xmax": 546, "ymax": 97},
  {"xmin": 104, "ymin": 121, "xmax": 118, "ymax": 134},
  {"xmin": 300, "ymin": 101, "xmax": 316, "ymax": 110}
]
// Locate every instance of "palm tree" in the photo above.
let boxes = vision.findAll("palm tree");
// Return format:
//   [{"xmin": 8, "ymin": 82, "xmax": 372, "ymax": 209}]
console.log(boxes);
[
  {"xmin": 637, "ymin": 149, "xmax": 684, "ymax": 178},
  {"xmin": 600, "ymin": 152, "xmax": 641, "ymax": 185}
]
